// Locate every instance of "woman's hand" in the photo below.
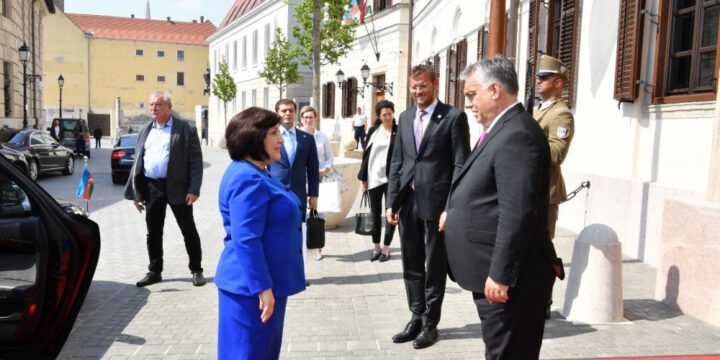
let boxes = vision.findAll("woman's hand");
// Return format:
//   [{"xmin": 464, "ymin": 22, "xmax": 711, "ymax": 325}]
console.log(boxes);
[
  {"xmin": 319, "ymin": 167, "xmax": 331, "ymax": 177},
  {"xmin": 361, "ymin": 181, "xmax": 367, "ymax": 192},
  {"xmin": 258, "ymin": 288, "xmax": 275, "ymax": 323}
]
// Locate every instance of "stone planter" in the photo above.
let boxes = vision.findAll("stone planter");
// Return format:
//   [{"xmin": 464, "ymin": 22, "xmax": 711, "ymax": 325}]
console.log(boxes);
[{"xmin": 323, "ymin": 157, "xmax": 361, "ymax": 229}]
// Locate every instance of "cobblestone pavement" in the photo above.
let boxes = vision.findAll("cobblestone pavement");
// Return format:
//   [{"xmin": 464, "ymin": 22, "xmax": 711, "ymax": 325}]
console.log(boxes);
[{"xmin": 34, "ymin": 143, "xmax": 720, "ymax": 359}]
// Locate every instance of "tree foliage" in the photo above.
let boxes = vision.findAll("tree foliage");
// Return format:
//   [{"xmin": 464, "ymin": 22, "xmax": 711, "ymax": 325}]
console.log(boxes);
[
  {"xmin": 211, "ymin": 61, "xmax": 237, "ymax": 127},
  {"xmin": 259, "ymin": 27, "xmax": 301, "ymax": 98},
  {"xmin": 292, "ymin": 0, "xmax": 357, "ymax": 66}
]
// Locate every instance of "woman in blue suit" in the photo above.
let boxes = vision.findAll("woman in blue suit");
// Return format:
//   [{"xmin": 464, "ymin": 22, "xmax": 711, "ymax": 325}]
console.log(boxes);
[{"xmin": 216, "ymin": 107, "xmax": 306, "ymax": 359}]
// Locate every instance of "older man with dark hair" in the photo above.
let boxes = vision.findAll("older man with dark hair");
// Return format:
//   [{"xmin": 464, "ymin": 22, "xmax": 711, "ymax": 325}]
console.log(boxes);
[{"xmin": 440, "ymin": 55, "xmax": 556, "ymax": 359}]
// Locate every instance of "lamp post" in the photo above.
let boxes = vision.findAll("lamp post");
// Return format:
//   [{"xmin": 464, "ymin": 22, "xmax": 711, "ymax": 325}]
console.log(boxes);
[
  {"xmin": 335, "ymin": 69, "xmax": 365, "ymax": 98},
  {"xmin": 335, "ymin": 65, "xmax": 394, "ymax": 98},
  {"xmin": 18, "ymin": 42, "xmax": 29, "ymax": 129},
  {"xmin": 58, "ymin": 74, "xmax": 64, "ymax": 118},
  {"xmin": 203, "ymin": 67, "xmax": 211, "ymax": 95}
]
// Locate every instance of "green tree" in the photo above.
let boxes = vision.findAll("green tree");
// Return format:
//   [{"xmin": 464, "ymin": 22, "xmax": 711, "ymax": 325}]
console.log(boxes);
[
  {"xmin": 211, "ymin": 61, "xmax": 237, "ymax": 128},
  {"xmin": 259, "ymin": 27, "xmax": 301, "ymax": 98},
  {"xmin": 292, "ymin": 0, "xmax": 357, "ymax": 113}
]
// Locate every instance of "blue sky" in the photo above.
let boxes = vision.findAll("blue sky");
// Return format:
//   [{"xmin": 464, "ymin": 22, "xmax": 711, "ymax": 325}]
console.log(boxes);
[{"xmin": 64, "ymin": 0, "xmax": 236, "ymax": 26}]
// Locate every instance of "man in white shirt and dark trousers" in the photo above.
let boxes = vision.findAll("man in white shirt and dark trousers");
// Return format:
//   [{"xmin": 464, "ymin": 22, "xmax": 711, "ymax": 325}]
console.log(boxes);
[{"xmin": 352, "ymin": 107, "xmax": 368, "ymax": 149}]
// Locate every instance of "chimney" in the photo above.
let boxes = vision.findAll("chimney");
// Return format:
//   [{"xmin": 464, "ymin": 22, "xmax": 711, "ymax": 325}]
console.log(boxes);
[
  {"xmin": 200, "ymin": 16, "xmax": 204, "ymax": 23},
  {"xmin": 131, "ymin": 14, "xmax": 135, "ymax": 18}
]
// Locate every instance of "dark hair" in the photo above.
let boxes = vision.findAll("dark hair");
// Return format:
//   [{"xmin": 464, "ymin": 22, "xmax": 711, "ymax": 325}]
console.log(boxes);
[
  {"xmin": 459, "ymin": 55, "xmax": 519, "ymax": 96},
  {"xmin": 410, "ymin": 64, "xmax": 437, "ymax": 82},
  {"xmin": 225, "ymin": 107, "xmax": 281, "ymax": 161},
  {"xmin": 274, "ymin": 98, "xmax": 296, "ymax": 112},
  {"xmin": 373, "ymin": 100, "xmax": 396, "ymax": 126}
]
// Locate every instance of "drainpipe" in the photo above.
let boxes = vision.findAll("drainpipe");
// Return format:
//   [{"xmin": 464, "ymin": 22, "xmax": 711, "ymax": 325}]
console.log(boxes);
[
  {"xmin": 406, "ymin": 0, "xmax": 414, "ymax": 109},
  {"xmin": 488, "ymin": 0, "xmax": 506, "ymax": 56},
  {"xmin": 506, "ymin": 0, "xmax": 518, "ymax": 64}
]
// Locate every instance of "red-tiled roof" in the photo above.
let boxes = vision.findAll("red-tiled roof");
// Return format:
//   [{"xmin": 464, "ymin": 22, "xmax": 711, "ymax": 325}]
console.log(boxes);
[
  {"xmin": 66, "ymin": 13, "xmax": 217, "ymax": 46},
  {"xmin": 218, "ymin": 0, "xmax": 264, "ymax": 29}
]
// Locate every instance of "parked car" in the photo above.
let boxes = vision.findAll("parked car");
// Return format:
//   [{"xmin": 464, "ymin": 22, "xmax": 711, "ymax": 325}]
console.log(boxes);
[
  {"xmin": 0, "ymin": 142, "xmax": 29, "ymax": 177},
  {"xmin": 2, "ymin": 129, "xmax": 75, "ymax": 181},
  {"xmin": 111, "ymin": 133, "xmax": 138, "ymax": 185},
  {"xmin": 52, "ymin": 118, "xmax": 91, "ymax": 159},
  {"xmin": 0, "ymin": 154, "xmax": 100, "ymax": 359}
]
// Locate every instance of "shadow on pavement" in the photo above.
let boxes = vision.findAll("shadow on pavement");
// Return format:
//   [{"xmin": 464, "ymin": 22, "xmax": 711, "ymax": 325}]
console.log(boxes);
[
  {"xmin": 58, "ymin": 280, "xmax": 150, "ymax": 357},
  {"xmin": 441, "ymin": 323, "xmax": 483, "ymax": 340},
  {"xmin": 623, "ymin": 298, "xmax": 683, "ymax": 321},
  {"xmin": 314, "ymin": 272, "xmax": 403, "ymax": 285}
]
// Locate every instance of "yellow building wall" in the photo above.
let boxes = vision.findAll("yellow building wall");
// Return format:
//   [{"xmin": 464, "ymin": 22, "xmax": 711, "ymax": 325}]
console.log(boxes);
[
  {"xmin": 88, "ymin": 38, "xmax": 208, "ymax": 121},
  {"xmin": 42, "ymin": 10, "xmax": 90, "ymax": 119}
]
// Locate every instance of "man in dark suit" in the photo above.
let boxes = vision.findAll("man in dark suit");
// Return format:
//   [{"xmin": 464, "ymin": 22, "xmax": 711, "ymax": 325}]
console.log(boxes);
[
  {"xmin": 386, "ymin": 64, "xmax": 470, "ymax": 349},
  {"xmin": 124, "ymin": 91, "xmax": 206, "ymax": 287},
  {"xmin": 268, "ymin": 99, "xmax": 319, "ymax": 219},
  {"xmin": 440, "ymin": 56, "xmax": 555, "ymax": 359}
]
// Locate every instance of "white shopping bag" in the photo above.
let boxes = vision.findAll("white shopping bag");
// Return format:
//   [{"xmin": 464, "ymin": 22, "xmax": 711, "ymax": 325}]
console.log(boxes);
[{"xmin": 317, "ymin": 181, "xmax": 341, "ymax": 213}]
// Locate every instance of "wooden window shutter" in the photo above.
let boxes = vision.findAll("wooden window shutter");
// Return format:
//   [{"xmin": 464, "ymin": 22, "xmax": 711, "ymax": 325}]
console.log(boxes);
[
  {"xmin": 322, "ymin": 83, "xmax": 329, "ymax": 118},
  {"xmin": 341, "ymin": 80, "xmax": 349, "ymax": 117},
  {"xmin": 524, "ymin": 0, "xmax": 541, "ymax": 110},
  {"xmin": 477, "ymin": 25, "xmax": 488, "ymax": 60},
  {"xmin": 330, "ymin": 83, "xmax": 335, "ymax": 118},
  {"xmin": 558, "ymin": 0, "xmax": 580, "ymax": 107},
  {"xmin": 456, "ymin": 39, "xmax": 468, "ymax": 109},
  {"xmin": 349, "ymin": 78, "xmax": 358, "ymax": 115},
  {"xmin": 446, "ymin": 47, "xmax": 457, "ymax": 105},
  {"xmin": 613, "ymin": 0, "xmax": 644, "ymax": 101},
  {"xmin": 433, "ymin": 53, "xmax": 441, "ymax": 77}
]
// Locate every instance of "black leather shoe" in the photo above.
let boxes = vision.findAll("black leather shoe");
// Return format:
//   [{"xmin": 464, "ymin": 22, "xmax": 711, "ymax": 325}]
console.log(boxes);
[
  {"xmin": 413, "ymin": 325, "xmax": 439, "ymax": 349},
  {"xmin": 192, "ymin": 272, "xmax": 206, "ymax": 287},
  {"xmin": 379, "ymin": 253, "xmax": 390, "ymax": 262},
  {"xmin": 370, "ymin": 251, "xmax": 381, "ymax": 262},
  {"xmin": 392, "ymin": 320, "xmax": 422, "ymax": 343},
  {"xmin": 136, "ymin": 272, "xmax": 161, "ymax": 287}
]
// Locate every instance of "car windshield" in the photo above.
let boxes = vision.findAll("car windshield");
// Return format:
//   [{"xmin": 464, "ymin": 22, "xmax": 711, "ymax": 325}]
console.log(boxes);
[
  {"xmin": 118, "ymin": 136, "xmax": 137, "ymax": 147},
  {"xmin": 6, "ymin": 131, "xmax": 27, "ymax": 146}
]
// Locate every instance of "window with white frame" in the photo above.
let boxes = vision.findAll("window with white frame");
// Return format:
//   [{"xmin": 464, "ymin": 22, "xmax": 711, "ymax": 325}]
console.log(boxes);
[
  {"xmin": 264, "ymin": 24, "xmax": 271, "ymax": 57},
  {"xmin": 242, "ymin": 36, "xmax": 248, "ymax": 69},
  {"xmin": 251, "ymin": 89, "xmax": 257, "ymax": 106},
  {"xmin": 263, "ymin": 87, "xmax": 269, "ymax": 109},
  {"xmin": 177, "ymin": 50, "xmax": 185, "ymax": 61},
  {"xmin": 252, "ymin": 30, "xmax": 258, "ymax": 67},
  {"xmin": 233, "ymin": 40, "xmax": 238, "ymax": 71}
]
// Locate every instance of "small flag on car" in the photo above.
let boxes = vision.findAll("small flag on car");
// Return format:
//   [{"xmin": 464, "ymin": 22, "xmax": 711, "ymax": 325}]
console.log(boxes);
[{"xmin": 75, "ymin": 164, "xmax": 94, "ymax": 200}]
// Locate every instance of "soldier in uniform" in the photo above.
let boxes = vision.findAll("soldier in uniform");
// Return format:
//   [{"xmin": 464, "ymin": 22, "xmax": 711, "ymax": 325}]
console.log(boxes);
[{"xmin": 534, "ymin": 55, "xmax": 574, "ymax": 318}]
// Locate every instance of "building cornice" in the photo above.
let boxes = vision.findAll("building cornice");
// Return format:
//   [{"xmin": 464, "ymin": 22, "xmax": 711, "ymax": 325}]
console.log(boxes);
[{"xmin": 207, "ymin": 0, "xmax": 283, "ymax": 43}]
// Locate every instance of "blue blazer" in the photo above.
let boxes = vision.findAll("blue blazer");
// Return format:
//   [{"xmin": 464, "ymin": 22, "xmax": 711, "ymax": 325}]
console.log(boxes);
[
  {"xmin": 268, "ymin": 128, "xmax": 320, "ymax": 220},
  {"xmin": 215, "ymin": 160, "xmax": 305, "ymax": 297}
]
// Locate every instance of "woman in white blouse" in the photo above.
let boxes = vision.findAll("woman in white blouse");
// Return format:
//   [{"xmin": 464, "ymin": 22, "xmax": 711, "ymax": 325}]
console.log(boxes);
[
  {"xmin": 357, "ymin": 100, "xmax": 397, "ymax": 262},
  {"xmin": 299, "ymin": 106, "xmax": 333, "ymax": 260}
]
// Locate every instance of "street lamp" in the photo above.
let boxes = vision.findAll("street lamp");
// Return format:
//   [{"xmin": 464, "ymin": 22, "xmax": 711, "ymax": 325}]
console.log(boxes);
[
  {"xmin": 18, "ymin": 42, "xmax": 29, "ymax": 129},
  {"xmin": 360, "ymin": 63, "xmax": 394, "ymax": 96},
  {"xmin": 18, "ymin": 42, "xmax": 42, "ymax": 129},
  {"xmin": 58, "ymin": 74, "xmax": 64, "ymax": 117},
  {"xmin": 203, "ymin": 67, "xmax": 211, "ymax": 95},
  {"xmin": 335, "ymin": 69, "xmax": 365, "ymax": 98}
]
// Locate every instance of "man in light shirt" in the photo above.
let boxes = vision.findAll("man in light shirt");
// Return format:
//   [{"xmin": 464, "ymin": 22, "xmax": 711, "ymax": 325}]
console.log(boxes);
[{"xmin": 124, "ymin": 91, "xmax": 205, "ymax": 288}]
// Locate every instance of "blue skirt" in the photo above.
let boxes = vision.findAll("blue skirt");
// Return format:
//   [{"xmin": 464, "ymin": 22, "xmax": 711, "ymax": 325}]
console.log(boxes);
[{"xmin": 218, "ymin": 289, "xmax": 288, "ymax": 360}]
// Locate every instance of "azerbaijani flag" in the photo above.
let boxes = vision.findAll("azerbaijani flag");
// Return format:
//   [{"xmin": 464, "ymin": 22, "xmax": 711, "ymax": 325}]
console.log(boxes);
[{"xmin": 75, "ymin": 165, "xmax": 94, "ymax": 200}]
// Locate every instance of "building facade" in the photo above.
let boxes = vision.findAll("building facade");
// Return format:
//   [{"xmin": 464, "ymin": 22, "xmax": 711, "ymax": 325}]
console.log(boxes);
[
  {"xmin": 0, "ymin": 0, "xmax": 55, "ymax": 129},
  {"xmin": 42, "ymin": 11, "xmax": 215, "ymax": 139},
  {"xmin": 322, "ymin": 0, "xmax": 719, "ymax": 326},
  {"xmin": 206, "ymin": 0, "xmax": 313, "ymax": 147}
]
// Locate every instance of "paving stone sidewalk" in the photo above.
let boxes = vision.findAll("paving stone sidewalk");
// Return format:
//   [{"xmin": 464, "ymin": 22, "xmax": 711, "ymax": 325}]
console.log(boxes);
[{"xmin": 38, "ymin": 146, "xmax": 720, "ymax": 359}]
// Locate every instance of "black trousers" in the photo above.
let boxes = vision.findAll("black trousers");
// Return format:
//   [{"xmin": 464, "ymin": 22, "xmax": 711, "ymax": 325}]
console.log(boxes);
[
  {"xmin": 367, "ymin": 183, "xmax": 396, "ymax": 246},
  {"xmin": 472, "ymin": 275, "xmax": 554, "ymax": 360},
  {"xmin": 397, "ymin": 191, "xmax": 447, "ymax": 327},
  {"xmin": 95, "ymin": 138, "xmax": 101, "ymax": 148},
  {"xmin": 75, "ymin": 138, "xmax": 85, "ymax": 155},
  {"xmin": 143, "ymin": 177, "xmax": 203, "ymax": 274},
  {"xmin": 353, "ymin": 126, "xmax": 366, "ymax": 149}
]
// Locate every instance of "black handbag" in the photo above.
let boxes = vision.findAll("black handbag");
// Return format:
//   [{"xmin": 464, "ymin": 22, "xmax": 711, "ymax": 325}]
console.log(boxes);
[
  {"xmin": 306, "ymin": 209, "xmax": 326, "ymax": 249},
  {"xmin": 354, "ymin": 191, "xmax": 374, "ymax": 236}
]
